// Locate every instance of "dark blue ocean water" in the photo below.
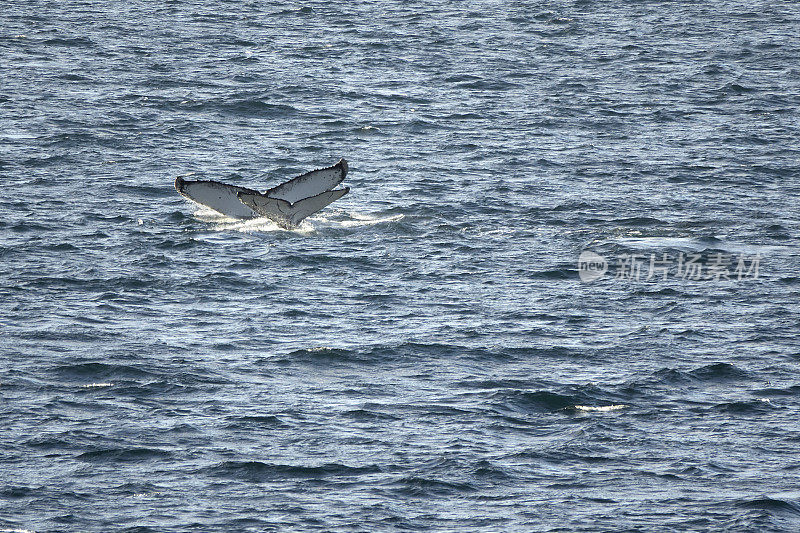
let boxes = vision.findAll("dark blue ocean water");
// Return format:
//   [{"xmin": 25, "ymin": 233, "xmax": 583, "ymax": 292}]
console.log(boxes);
[{"xmin": 2, "ymin": 1, "xmax": 800, "ymax": 531}]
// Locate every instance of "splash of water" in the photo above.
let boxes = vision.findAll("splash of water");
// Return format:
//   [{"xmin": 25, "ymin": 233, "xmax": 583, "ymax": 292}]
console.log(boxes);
[{"xmin": 194, "ymin": 207, "xmax": 404, "ymax": 233}]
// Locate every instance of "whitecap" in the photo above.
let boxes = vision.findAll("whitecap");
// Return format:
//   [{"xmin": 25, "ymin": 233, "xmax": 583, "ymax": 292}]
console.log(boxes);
[{"xmin": 574, "ymin": 404, "xmax": 626, "ymax": 412}]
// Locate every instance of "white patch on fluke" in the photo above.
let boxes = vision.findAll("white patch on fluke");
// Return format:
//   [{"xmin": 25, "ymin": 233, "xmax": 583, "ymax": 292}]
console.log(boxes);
[
  {"xmin": 265, "ymin": 159, "xmax": 347, "ymax": 203},
  {"xmin": 175, "ymin": 179, "xmax": 259, "ymax": 219},
  {"xmin": 238, "ymin": 188, "xmax": 350, "ymax": 229}
]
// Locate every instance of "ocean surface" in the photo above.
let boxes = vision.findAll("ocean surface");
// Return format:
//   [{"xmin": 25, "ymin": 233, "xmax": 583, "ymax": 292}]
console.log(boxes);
[{"xmin": 2, "ymin": 1, "xmax": 800, "ymax": 531}]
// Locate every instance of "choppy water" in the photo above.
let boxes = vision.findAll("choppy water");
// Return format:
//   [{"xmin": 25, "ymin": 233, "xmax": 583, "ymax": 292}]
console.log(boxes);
[{"xmin": 2, "ymin": 1, "xmax": 800, "ymax": 531}]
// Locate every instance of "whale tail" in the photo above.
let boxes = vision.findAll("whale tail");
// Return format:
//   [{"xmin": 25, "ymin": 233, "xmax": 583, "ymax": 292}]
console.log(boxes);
[{"xmin": 174, "ymin": 159, "xmax": 349, "ymax": 227}]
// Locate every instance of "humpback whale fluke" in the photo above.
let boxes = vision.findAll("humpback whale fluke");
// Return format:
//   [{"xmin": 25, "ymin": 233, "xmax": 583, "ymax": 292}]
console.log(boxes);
[{"xmin": 174, "ymin": 159, "xmax": 349, "ymax": 228}]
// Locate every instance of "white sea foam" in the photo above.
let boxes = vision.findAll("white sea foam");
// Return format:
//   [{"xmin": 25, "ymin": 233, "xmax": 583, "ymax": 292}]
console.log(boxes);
[
  {"xmin": 574, "ymin": 404, "xmax": 627, "ymax": 412},
  {"xmin": 322, "ymin": 212, "xmax": 404, "ymax": 228},
  {"xmin": 197, "ymin": 207, "xmax": 403, "ymax": 233}
]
